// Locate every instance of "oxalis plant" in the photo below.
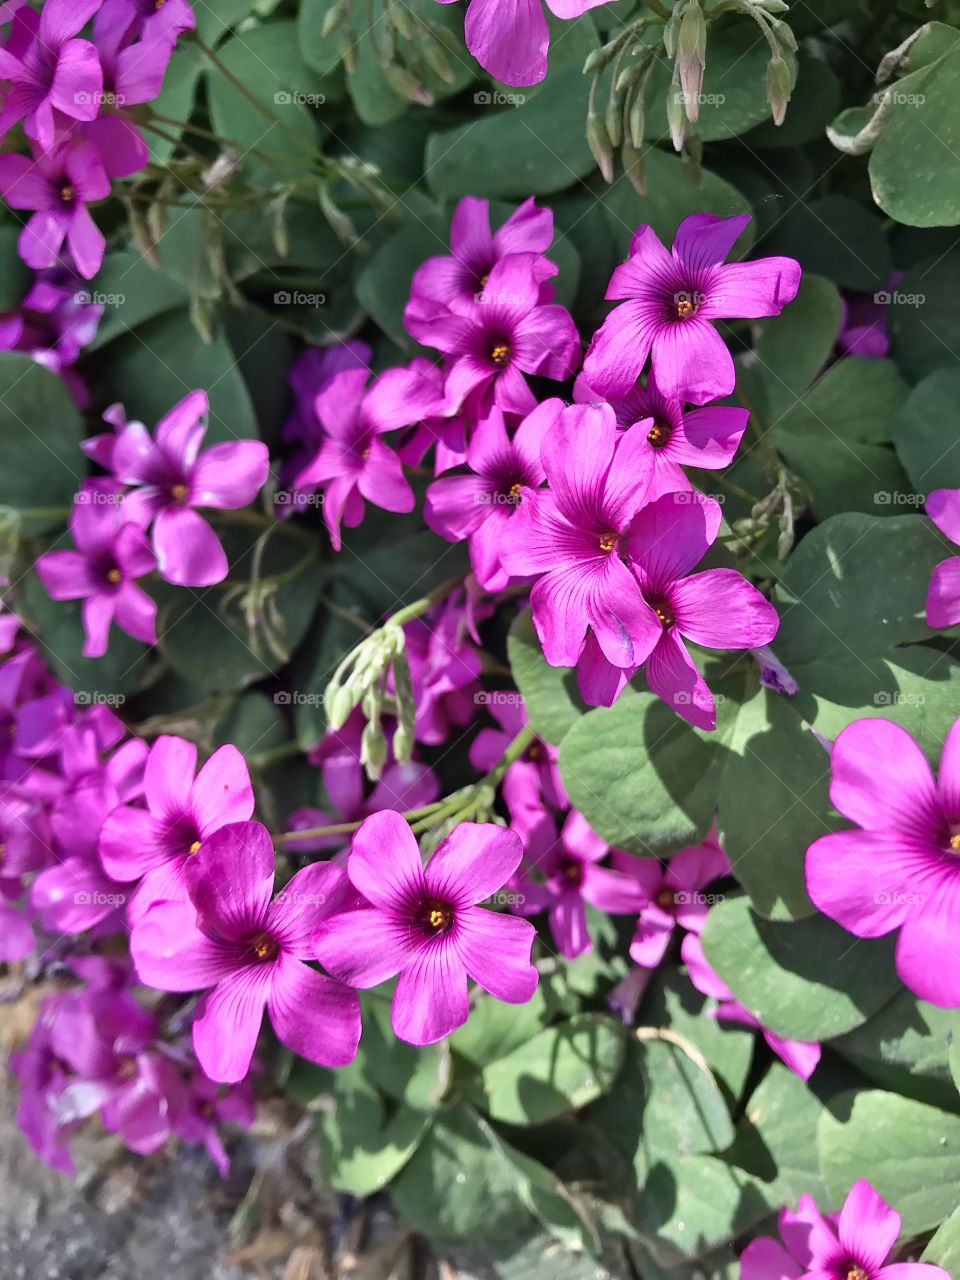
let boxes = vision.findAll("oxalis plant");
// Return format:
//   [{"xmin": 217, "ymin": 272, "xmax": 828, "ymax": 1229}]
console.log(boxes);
[{"xmin": 2, "ymin": 0, "xmax": 960, "ymax": 1276}]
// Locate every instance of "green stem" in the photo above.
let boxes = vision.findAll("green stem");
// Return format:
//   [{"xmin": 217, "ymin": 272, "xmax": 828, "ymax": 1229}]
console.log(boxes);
[
  {"xmin": 274, "ymin": 724, "xmax": 535, "ymax": 846},
  {"xmin": 390, "ymin": 573, "xmax": 467, "ymax": 628}
]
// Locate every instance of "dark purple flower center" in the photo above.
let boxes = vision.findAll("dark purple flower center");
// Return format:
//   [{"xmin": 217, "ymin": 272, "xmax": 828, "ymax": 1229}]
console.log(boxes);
[
  {"xmin": 671, "ymin": 288, "xmax": 703, "ymax": 321},
  {"xmin": 421, "ymin": 898, "xmax": 454, "ymax": 934},
  {"xmin": 248, "ymin": 932, "xmax": 279, "ymax": 962},
  {"xmin": 647, "ymin": 422, "xmax": 672, "ymax": 449},
  {"xmin": 490, "ymin": 341, "xmax": 511, "ymax": 367},
  {"xmin": 59, "ymin": 185, "xmax": 75, "ymax": 207},
  {"xmin": 655, "ymin": 888, "xmax": 676, "ymax": 911},
  {"xmin": 650, "ymin": 597, "xmax": 675, "ymax": 629},
  {"xmin": 170, "ymin": 483, "xmax": 190, "ymax": 504},
  {"xmin": 560, "ymin": 857, "xmax": 583, "ymax": 887},
  {"xmin": 599, "ymin": 530, "xmax": 617, "ymax": 553},
  {"xmin": 842, "ymin": 1265, "xmax": 868, "ymax": 1280}
]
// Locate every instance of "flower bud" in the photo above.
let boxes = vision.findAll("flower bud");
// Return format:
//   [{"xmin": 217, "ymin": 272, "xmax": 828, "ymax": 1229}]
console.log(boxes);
[
  {"xmin": 360, "ymin": 721, "xmax": 388, "ymax": 782},
  {"xmin": 587, "ymin": 112, "xmax": 615, "ymax": 184},
  {"xmin": 677, "ymin": 2, "xmax": 707, "ymax": 122},
  {"xmin": 325, "ymin": 682, "xmax": 357, "ymax": 732},
  {"xmin": 621, "ymin": 140, "xmax": 646, "ymax": 194},
  {"xmin": 767, "ymin": 54, "xmax": 794, "ymax": 126}
]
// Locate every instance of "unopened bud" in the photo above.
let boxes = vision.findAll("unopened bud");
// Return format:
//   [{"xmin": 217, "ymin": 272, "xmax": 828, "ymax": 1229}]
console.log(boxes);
[
  {"xmin": 384, "ymin": 64, "xmax": 434, "ymax": 106},
  {"xmin": 767, "ymin": 54, "xmax": 794, "ymax": 126},
  {"xmin": 326, "ymin": 683, "xmax": 357, "ymax": 732},
  {"xmin": 587, "ymin": 111, "xmax": 615, "ymax": 184},
  {"xmin": 605, "ymin": 94, "xmax": 623, "ymax": 148},
  {"xmin": 360, "ymin": 721, "xmax": 388, "ymax": 781},
  {"xmin": 321, "ymin": 0, "xmax": 345, "ymax": 37},
  {"xmin": 666, "ymin": 80, "xmax": 685, "ymax": 151},
  {"xmin": 628, "ymin": 90, "xmax": 646, "ymax": 150},
  {"xmin": 392, "ymin": 722, "xmax": 414, "ymax": 765},
  {"xmin": 621, "ymin": 140, "xmax": 646, "ymax": 194},
  {"xmin": 677, "ymin": 3, "xmax": 707, "ymax": 121}
]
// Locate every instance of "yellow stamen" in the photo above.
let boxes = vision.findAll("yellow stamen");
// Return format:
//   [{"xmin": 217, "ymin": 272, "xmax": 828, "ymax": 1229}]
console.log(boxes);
[
  {"xmin": 424, "ymin": 900, "xmax": 453, "ymax": 933},
  {"xmin": 950, "ymin": 833, "xmax": 960, "ymax": 852},
  {"xmin": 846, "ymin": 1267, "xmax": 867, "ymax": 1280},
  {"xmin": 654, "ymin": 601, "xmax": 674, "ymax": 628},
  {"xmin": 106, "ymin": 568, "xmax": 121, "ymax": 584},
  {"xmin": 188, "ymin": 840, "xmax": 202, "ymax": 855},
  {"xmin": 676, "ymin": 298, "xmax": 696, "ymax": 319},
  {"xmin": 599, "ymin": 531, "xmax": 617, "ymax": 553},
  {"xmin": 60, "ymin": 185, "xmax": 74, "ymax": 204},
  {"xmin": 490, "ymin": 343, "xmax": 510, "ymax": 366},
  {"xmin": 252, "ymin": 934, "xmax": 278, "ymax": 961},
  {"xmin": 170, "ymin": 483, "xmax": 189, "ymax": 503},
  {"xmin": 647, "ymin": 423, "xmax": 670, "ymax": 448}
]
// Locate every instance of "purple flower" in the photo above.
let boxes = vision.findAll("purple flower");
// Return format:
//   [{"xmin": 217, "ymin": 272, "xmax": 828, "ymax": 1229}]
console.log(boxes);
[
  {"xmin": 0, "ymin": 0, "xmax": 103, "ymax": 152},
  {"xmin": 404, "ymin": 587, "xmax": 489, "ymax": 746},
  {"xmin": 516, "ymin": 809, "xmax": 644, "ymax": 958},
  {"xmin": 739, "ymin": 1180, "xmax": 949, "ymax": 1280},
  {"xmin": 35, "ymin": 480, "xmax": 157, "ymax": 658},
  {"xmin": 573, "ymin": 370, "xmax": 749, "ymax": 501},
  {"xmin": 612, "ymin": 829, "xmax": 730, "ymax": 967},
  {"xmin": 0, "ymin": 139, "xmax": 110, "ymax": 279},
  {"xmin": 502, "ymin": 402, "xmax": 661, "ymax": 672},
  {"xmin": 424, "ymin": 401, "xmax": 560, "ymax": 590},
  {"xmin": 172, "ymin": 1071, "xmax": 255, "ymax": 1177},
  {"xmin": 93, "ymin": 0, "xmax": 195, "ymax": 49},
  {"xmin": 405, "ymin": 195, "xmax": 556, "ymax": 317},
  {"xmin": 582, "ymin": 213, "xmax": 801, "ymax": 404},
  {"xmin": 132, "ymin": 820, "xmax": 362, "ymax": 1083},
  {"xmin": 805, "ymin": 715, "xmax": 960, "ymax": 1008},
  {"xmin": 925, "ymin": 488, "xmax": 960, "ymax": 628},
  {"xmin": 108, "ymin": 390, "xmax": 270, "ymax": 587},
  {"xmin": 313, "ymin": 811, "xmax": 538, "ymax": 1045},
  {"xmin": 293, "ymin": 365, "xmax": 439, "ymax": 550},
  {"xmin": 435, "ymin": 0, "xmax": 609, "ymax": 86},
  {"xmin": 681, "ymin": 933, "xmax": 821, "ymax": 1081},
  {"xmin": 280, "ymin": 340, "xmax": 372, "ymax": 503},
  {"xmin": 394, "ymin": 355, "xmax": 470, "ymax": 475},
  {"xmin": 99, "ymin": 734, "xmax": 255, "ymax": 920},
  {"xmin": 409, "ymin": 256, "xmax": 580, "ymax": 419},
  {"xmin": 624, "ymin": 492, "xmax": 779, "ymax": 729},
  {"xmin": 10, "ymin": 994, "xmax": 79, "ymax": 1173}
]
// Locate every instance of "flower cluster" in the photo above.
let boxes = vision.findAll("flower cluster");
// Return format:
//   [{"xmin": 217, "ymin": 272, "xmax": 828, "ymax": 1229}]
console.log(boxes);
[
  {"xmin": 35, "ymin": 390, "xmax": 269, "ymax": 654},
  {"xmin": 0, "ymin": 262, "xmax": 102, "ymax": 404},
  {"xmin": 0, "ymin": 0, "xmax": 194, "ymax": 278}
]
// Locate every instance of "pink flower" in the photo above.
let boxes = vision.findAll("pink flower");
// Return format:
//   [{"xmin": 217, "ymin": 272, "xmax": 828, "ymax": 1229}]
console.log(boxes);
[
  {"xmin": 612, "ymin": 829, "xmax": 730, "ymax": 967},
  {"xmin": 516, "ymin": 810, "xmax": 644, "ymax": 958},
  {"xmin": 132, "ymin": 820, "xmax": 362, "ymax": 1082},
  {"xmin": 435, "ymin": 0, "xmax": 609, "ymax": 86},
  {"xmin": 582, "ymin": 213, "xmax": 801, "ymax": 404},
  {"xmin": 293, "ymin": 365, "xmax": 439, "ymax": 550},
  {"xmin": 925, "ymin": 488, "xmax": 960, "ymax": 628},
  {"xmin": 107, "ymin": 390, "xmax": 270, "ymax": 587},
  {"xmin": 98, "ymin": 734, "xmax": 255, "ymax": 921},
  {"xmin": 404, "ymin": 587, "xmax": 489, "ymax": 746},
  {"xmin": 424, "ymin": 401, "xmax": 561, "ymax": 590},
  {"xmin": 312, "ymin": 811, "xmax": 538, "ymax": 1045},
  {"xmin": 35, "ymin": 480, "xmax": 157, "ymax": 658},
  {"xmin": 573, "ymin": 370, "xmax": 749, "ymax": 501},
  {"xmin": 739, "ymin": 1180, "xmax": 949, "ymax": 1280},
  {"xmin": 405, "ymin": 195, "xmax": 556, "ymax": 317},
  {"xmin": 805, "ymin": 715, "xmax": 960, "ymax": 1007},
  {"xmin": 0, "ymin": 0, "xmax": 103, "ymax": 152},
  {"xmin": 410, "ymin": 256, "xmax": 580, "ymax": 419},
  {"xmin": 681, "ymin": 933, "xmax": 821, "ymax": 1080},
  {"xmin": 623, "ymin": 492, "xmax": 779, "ymax": 729},
  {"xmin": 501, "ymin": 402, "xmax": 662, "ymax": 673},
  {"xmin": 0, "ymin": 139, "xmax": 110, "ymax": 279},
  {"xmin": 469, "ymin": 696, "xmax": 567, "ymax": 818}
]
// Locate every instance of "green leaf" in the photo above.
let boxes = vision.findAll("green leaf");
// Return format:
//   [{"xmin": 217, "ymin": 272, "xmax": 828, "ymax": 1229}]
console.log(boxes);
[
  {"xmin": 889, "ymin": 253, "xmax": 960, "ymax": 382},
  {"xmin": 923, "ymin": 1203, "xmax": 960, "ymax": 1270},
  {"xmin": 590, "ymin": 1036, "xmax": 734, "ymax": 1163},
  {"xmin": 819, "ymin": 1089, "xmax": 960, "ymax": 1232},
  {"xmin": 474, "ymin": 1015, "xmax": 626, "ymax": 1125},
  {"xmin": 390, "ymin": 1103, "xmax": 538, "ymax": 1246},
  {"xmin": 86, "ymin": 253, "xmax": 190, "ymax": 351},
  {"xmin": 869, "ymin": 42, "xmax": 960, "ymax": 227},
  {"xmin": 358, "ymin": 993, "xmax": 452, "ymax": 1111},
  {"xmin": 146, "ymin": 45, "xmax": 203, "ymax": 163},
  {"xmin": 0, "ymin": 226, "xmax": 31, "ymax": 311},
  {"xmin": 896, "ymin": 367, "xmax": 960, "ymax": 493},
  {"xmin": 601, "ymin": 149, "xmax": 755, "ymax": 260},
  {"xmin": 0, "ymin": 355, "xmax": 83, "ymax": 534},
  {"xmin": 206, "ymin": 21, "xmax": 319, "ymax": 168},
  {"xmin": 355, "ymin": 211, "xmax": 446, "ymax": 349},
  {"xmin": 700, "ymin": 895, "xmax": 900, "ymax": 1041},
  {"xmin": 100, "ymin": 308, "xmax": 259, "ymax": 444},
  {"xmin": 758, "ymin": 196, "xmax": 890, "ymax": 292},
  {"xmin": 316, "ymin": 1087, "xmax": 431, "ymax": 1196},
  {"xmin": 832, "ymin": 989, "xmax": 956, "ymax": 1108},
  {"xmin": 425, "ymin": 65, "xmax": 594, "ymax": 199},
  {"xmin": 715, "ymin": 686, "xmax": 833, "ymax": 920},
  {"xmin": 773, "ymin": 513, "xmax": 945, "ymax": 667},
  {"xmin": 195, "ymin": 0, "xmax": 260, "ymax": 45},
  {"xmin": 449, "ymin": 985, "xmax": 551, "ymax": 1067},
  {"xmin": 507, "ymin": 609, "xmax": 587, "ymax": 747}
]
